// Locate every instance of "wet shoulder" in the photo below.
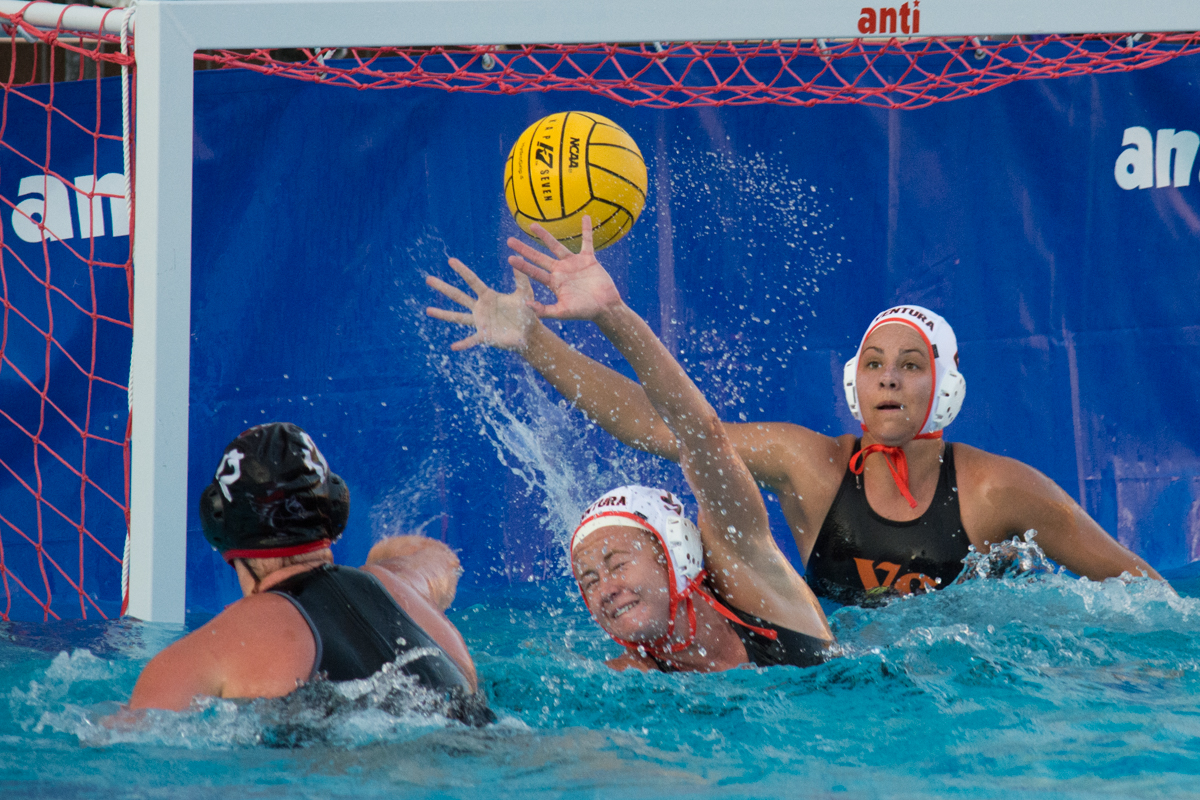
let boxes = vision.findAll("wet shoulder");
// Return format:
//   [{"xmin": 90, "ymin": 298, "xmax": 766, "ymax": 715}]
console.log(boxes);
[
  {"xmin": 186, "ymin": 592, "xmax": 316, "ymax": 699},
  {"xmin": 953, "ymin": 443, "xmax": 1053, "ymax": 496},
  {"xmin": 216, "ymin": 590, "xmax": 311, "ymax": 632},
  {"xmin": 771, "ymin": 424, "xmax": 852, "ymax": 482},
  {"xmin": 953, "ymin": 443, "xmax": 1064, "ymax": 546}
]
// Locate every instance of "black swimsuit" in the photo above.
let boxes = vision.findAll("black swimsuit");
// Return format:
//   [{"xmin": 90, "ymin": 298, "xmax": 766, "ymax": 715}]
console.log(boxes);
[
  {"xmin": 268, "ymin": 564, "xmax": 471, "ymax": 691},
  {"xmin": 651, "ymin": 584, "xmax": 833, "ymax": 671},
  {"xmin": 258, "ymin": 564, "xmax": 492, "ymax": 742},
  {"xmin": 805, "ymin": 440, "xmax": 971, "ymax": 606}
]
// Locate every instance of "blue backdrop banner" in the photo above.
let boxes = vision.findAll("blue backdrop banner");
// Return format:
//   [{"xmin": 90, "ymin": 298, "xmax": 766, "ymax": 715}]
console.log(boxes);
[
  {"xmin": 8, "ymin": 56, "xmax": 1199, "ymax": 619},
  {"xmin": 179, "ymin": 57, "xmax": 1200, "ymax": 614}
]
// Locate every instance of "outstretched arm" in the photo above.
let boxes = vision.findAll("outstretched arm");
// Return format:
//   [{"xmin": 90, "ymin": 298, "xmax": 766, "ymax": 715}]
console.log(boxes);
[
  {"xmin": 960, "ymin": 448, "xmax": 1164, "ymax": 583},
  {"xmin": 514, "ymin": 218, "xmax": 830, "ymax": 639},
  {"xmin": 426, "ymin": 260, "xmax": 679, "ymax": 459},
  {"xmin": 426, "ymin": 250, "xmax": 835, "ymax": 494}
]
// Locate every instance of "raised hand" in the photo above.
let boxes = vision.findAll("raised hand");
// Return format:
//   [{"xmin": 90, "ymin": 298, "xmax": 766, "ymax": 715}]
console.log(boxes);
[
  {"xmin": 425, "ymin": 259, "xmax": 538, "ymax": 352},
  {"xmin": 508, "ymin": 217, "xmax": 623, "ymax": 321}
]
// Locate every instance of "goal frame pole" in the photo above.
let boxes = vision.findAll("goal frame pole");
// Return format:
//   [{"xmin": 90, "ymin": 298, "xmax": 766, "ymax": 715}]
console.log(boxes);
[{"xmin": 99, "ymin": 0, "xmax": 1200, "ymax": 622}]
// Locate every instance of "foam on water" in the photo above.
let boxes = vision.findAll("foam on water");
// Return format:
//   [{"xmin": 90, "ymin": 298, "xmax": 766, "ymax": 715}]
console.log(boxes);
[{"xmin": 6, "ymin": 562, "xmax": 1200, "ymax": 798}]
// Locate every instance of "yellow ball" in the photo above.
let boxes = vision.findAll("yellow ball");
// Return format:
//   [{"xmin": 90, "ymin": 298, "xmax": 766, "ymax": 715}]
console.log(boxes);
[{"xmin": 504, "ymin": 111, "xmax": 648, "ymax": 253}]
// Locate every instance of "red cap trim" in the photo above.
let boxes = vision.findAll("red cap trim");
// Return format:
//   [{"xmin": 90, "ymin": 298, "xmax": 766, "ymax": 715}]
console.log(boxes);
[
  {"xmin": 861, "ymin": 317, "xmax": 937, "ymax": 433},
  {"xmin": 222, "ymin": 538, "xmax": 332, "ymax": 563}
]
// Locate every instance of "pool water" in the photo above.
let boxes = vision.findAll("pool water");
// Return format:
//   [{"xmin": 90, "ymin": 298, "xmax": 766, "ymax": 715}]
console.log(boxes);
[{"xmin": 4, "ymin": 545, "xmax": 1200, "ymax": 799}]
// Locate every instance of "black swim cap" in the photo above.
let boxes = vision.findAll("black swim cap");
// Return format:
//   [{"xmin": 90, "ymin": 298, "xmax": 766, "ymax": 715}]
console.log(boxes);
[{"xmin": 199, "ymin": 422, "xmax": 349, "ymax": 561}]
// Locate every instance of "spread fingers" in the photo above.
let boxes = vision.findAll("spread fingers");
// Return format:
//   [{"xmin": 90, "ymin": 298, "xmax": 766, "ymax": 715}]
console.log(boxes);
[
  {"xmin": 508, "ymin": 254, "xmax": 552, "ymax": 286},
  {"xmin": 506, "ymin": 236, "xmax": 558, "ymax": 272},
  {"xmin": 425, "ymin": 274, "xmax": 476, "ymax": 309},
  {"xmin": 528, "ymin": 223, "xmax": 574, "ymax": 259},
  {"xmin": 425, "ymin": 306, "xmax": 475, "ymax": 327},
  {"xmin": 447, "ymin": 258, "xmax": 490, "ymax": 296}
]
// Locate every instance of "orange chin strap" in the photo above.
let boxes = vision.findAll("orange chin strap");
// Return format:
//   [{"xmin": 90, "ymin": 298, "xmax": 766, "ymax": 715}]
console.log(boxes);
[
  {"xmin": 849, "ymin": 428, "xmax": 942, "ymax": 509},
  {"xmin": 603, "ymin": 570, "xmax": 778, "ymax": 659}
]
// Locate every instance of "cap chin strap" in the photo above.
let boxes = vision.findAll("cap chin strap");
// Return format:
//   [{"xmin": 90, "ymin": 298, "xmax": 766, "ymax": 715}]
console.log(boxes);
[
  {"xmin": 608, "ymin": 570, "xmax": 779, "ymax": 658},
  {"xmin": 849, "ymin": 427, "xmax": 942, "ymax": 509}
]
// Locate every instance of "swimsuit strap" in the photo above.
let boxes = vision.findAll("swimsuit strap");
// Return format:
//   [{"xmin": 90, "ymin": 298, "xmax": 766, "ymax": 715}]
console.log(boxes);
[
  {"xmin": 693, "ymin": 584, "xmax": 779, "ymax": 641},
  {"xmin": 850, "ymin": 428, "xmax": 942, "ymax": 509}
]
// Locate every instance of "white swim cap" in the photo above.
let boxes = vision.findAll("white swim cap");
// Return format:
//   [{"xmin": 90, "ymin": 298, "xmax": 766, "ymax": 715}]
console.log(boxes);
[
  {"xmin": 572, "ymin": 485, "xmax": 703, "ymax": 596},
  {"xmin": 843, "ymin": 305, "xmax": 966, "ymax": 436},
  {"xmin": 571, "ymin": 484, "xmax": 780, "ymax": 658}
]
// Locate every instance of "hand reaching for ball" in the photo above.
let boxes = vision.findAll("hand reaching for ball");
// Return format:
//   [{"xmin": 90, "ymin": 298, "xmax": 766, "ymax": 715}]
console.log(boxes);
[
  {"xmin": 425, "ymin": 261, "xmax": 539, "ymax": 352},
  {"xmin": 508, "ymin": 216, "xmax": 624, "ymax": 323}
]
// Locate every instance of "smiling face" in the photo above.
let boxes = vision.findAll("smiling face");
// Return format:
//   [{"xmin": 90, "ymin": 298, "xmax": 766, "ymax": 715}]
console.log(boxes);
[
  {"xmin": 571, "ymin": 525, "xmax": 672, "ymax": 644},
  {"xmin": 856, "ymin": 322, "xmax": 935, "ymax": 445}
]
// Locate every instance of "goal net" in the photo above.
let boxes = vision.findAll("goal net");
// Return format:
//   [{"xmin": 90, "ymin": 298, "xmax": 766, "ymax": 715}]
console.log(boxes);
[
  {"xmin": 196, "ymin": 34, "xmax": 1200, "ymax": 109},
  {"xmin": 1, "ymin": 0, "xmax": 1198, "ymax": 621},
  {"xmin": 0, "ymin": 3, "xmax": 132, "ymax": 621}
]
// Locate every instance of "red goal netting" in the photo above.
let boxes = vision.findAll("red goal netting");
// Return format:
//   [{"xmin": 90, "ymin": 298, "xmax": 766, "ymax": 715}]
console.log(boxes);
[
  {"xmin": 196, "ymin": 33, "xmax": 1200, "ymax": 110},
  {"xmin": 1, "ymin": 2, "xmax": 1199, "ymax": 621},
  {"xmin": 0, "ymin": 5, "xmax": 133, "ymax": 622}
]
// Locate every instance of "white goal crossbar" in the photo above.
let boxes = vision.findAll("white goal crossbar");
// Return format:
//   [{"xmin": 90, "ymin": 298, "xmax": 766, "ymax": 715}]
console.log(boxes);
[{"xmin": 8, "ymin": 0, "xmax": 1199, "ymax": 622}]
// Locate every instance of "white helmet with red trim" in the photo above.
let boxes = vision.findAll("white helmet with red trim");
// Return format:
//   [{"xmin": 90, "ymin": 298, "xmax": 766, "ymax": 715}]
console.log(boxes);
[
  {"xmin": 571, "ymin": 485, "xmax": 703, "ymax": 594},
  {"xmin": 843, "ymin": 305, "xmax": 966, "ymax": 436},
  {"xmin": 571, "ymin": 485, "xmax": 708, "ymax": 654},
  {"xmin": 570, "ymin": 484, "xmax": 781, "ymax": 658}
]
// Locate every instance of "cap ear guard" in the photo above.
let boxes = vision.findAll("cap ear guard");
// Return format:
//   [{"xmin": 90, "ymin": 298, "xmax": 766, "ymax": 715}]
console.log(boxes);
[
  {"xmin": 199, "ymin": 482, "xmax": 225, "ymax": 545},
  {"xmin": 326, "ymin": 473, "xmax": 350, "ymax": 537},
  {"xmin": 930, "ymin": 365, "xmax": 965, "ymax": 429},
  {"xmin": 843, "ymin": 357, "xmax": 862, "ymax": 422}
]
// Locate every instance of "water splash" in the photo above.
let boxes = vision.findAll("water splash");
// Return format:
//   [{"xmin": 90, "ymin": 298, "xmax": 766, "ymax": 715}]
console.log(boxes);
[
  {"xmin": 664, "ymin": 146, "xmax": 843, "ymax": 420},
  {"xmin": 406, "ymin": 292, "xmax": 684, "ymax": 571},
  {"xmin": 7, "ymin": 576, "xmax": 1200, "ymax": 796},
  {"xmin": 26, "ymin": 651, "xmax": 504, "ymax": 750},
  {"xmin": 953, "ymin": 529, "xmax": 1058, "ymax": 584}
]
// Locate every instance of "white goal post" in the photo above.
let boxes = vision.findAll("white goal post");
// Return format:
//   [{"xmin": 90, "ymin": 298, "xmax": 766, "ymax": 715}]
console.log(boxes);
[{"xmin": 5, "ymin": 0, "xmax": 1199, "ymax": 623}]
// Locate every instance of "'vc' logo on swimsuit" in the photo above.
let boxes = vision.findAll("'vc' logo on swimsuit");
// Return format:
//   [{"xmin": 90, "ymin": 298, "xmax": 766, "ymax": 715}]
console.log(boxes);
[{"xmin": 854, "ymin": 558, "xmax": 938, "ymax": 595}]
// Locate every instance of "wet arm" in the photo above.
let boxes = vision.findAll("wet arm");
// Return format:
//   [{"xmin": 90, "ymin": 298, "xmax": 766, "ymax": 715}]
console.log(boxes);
[
  {"xmin": 521, "ymin": 320, "xmax": 681, "ymax": 460},
  {"xmin": 366, "ymin": 536, "xmax": 462, "ymax": 611},
  {"xmin": 426, "ymin": 259, "xmax": 808, "ymax": 479},
  {"xmin": 975, "ymin": 456, "xmax": 1164, "ymax": 582},
  {"xmin": 594, "ymin": 303, "xmax": 830, "ymax": 637},
  {"xmin": 128, "ymin": 634, "xmax": 225, "ymax": 712}
]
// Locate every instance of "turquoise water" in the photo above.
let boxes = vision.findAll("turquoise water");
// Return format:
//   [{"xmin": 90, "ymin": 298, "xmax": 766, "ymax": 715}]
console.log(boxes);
[{"xmin": 4, "ymin": 548, "xmax": 1200, "ymax": 799}]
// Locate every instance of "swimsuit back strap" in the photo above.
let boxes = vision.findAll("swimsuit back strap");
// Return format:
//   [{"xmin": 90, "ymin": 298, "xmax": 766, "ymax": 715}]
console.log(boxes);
[{"xmin": 694, "ymin": 586, "xmax": 779, "ymax": 641}]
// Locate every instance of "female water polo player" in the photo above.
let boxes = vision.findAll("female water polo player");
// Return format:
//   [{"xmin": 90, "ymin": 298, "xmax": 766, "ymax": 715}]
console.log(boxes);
[
  {"xmin": 451, "ymin": 218, "xmax": 831, "ymax": 671},
  {"xmin": 427, "ymin": 225, "xmax": 1162, "ymax": 608},
  {"xmin": 128, "ymin": 423, "xmax": 490, "ymax": 722}
]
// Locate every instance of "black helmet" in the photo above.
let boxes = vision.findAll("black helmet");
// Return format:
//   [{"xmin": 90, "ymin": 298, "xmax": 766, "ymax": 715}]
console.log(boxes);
[{"xmin": 199, "ymin": 422, "xmax": 349, "ymax": 561}]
